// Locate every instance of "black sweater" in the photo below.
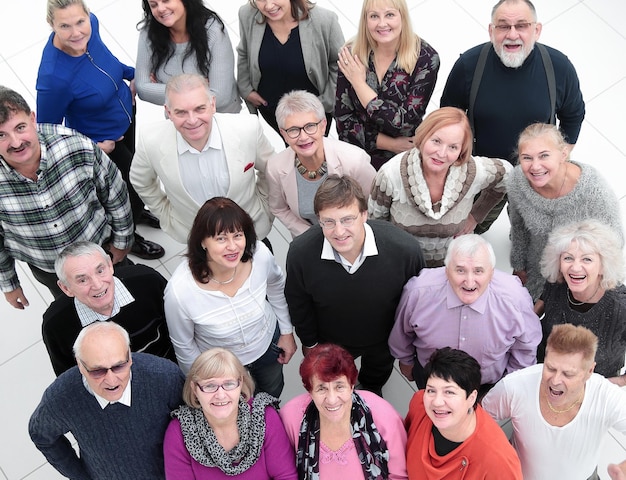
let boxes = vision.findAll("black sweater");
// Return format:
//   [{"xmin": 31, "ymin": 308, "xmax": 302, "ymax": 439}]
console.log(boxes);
[{"xmin": 285, "ymin": 220, "xmax": 425, "ymax": 348}]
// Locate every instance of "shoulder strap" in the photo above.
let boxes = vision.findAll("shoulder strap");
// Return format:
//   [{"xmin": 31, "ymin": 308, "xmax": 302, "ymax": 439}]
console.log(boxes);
[
  {"xmin": 537, "ymin": 43, "xmax": 556, "ymax": 124},
  {"xmin": 468, "ymin": 43, "xmax": 492, "ymax": 137}
]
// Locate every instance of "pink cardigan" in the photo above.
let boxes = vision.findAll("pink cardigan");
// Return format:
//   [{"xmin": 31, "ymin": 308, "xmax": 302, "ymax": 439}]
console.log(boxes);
[
  {"xmin": 267, "ymin": 137, "xmax": 376, "ymax": 237},
  {"xmin": 279, "ymin": 390, "xmax": 408, "ymax": 480}
]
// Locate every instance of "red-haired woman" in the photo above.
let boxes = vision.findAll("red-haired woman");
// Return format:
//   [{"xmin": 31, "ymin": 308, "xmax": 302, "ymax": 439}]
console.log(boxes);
[
  {"xmin": 279, "ymin": 344, "xmax": 408, "ymax": 479},
  {"xmin": 369, "ymin": 107, "xmax": 512, "ymax": 267}
]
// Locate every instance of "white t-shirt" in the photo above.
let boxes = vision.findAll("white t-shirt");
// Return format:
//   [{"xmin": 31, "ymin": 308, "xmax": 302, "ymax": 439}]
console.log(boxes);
[{"xmin": 482, "ymin": 364, "xmax": 626, "ymax": 479}]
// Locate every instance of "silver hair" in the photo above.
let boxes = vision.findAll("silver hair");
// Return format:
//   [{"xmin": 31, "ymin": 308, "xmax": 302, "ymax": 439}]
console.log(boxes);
[
  {"xmin": 275, "ymin": 90, "xmax": 325, "ymax": 129},
  {"xmin": 540, "ymin": 220, "xmax": 624, "ymax": 289},
  {"xmin": 165, "ymin": 73, "xmax": 214, "ymax": 108},
  {"xmin": 491, "ymin": 0, "xmax": 537, "ymax": 23},
  {"xmin": 55, "ymin": 241, "xmax": 110, "ymax": 286},
  {"xmin": 73, "ymin": 321, "xmax": 130, "ymax": 361},
  {"xmin": 444, "ymin": 234, "xmax": 496, "ymax": 269},
  {"xmin": 47, "ymin": 0, "xmax": 89, "ymax": 25}
]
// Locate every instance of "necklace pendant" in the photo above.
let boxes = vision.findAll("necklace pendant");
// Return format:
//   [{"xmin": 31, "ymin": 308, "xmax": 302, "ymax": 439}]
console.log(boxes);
[{"xmin": 308, "ymin": 171, "xmax": 317, "ymax": 179}]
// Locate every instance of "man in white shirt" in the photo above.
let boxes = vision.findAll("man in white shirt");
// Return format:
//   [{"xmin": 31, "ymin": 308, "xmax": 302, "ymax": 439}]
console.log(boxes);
[
  {"xmin": 482, "ymin": 324, "xmax": 626, "ymax": 480},
  {"xmin": 130, "ymin": 73, "xmax": 275, "ymax": 244}
]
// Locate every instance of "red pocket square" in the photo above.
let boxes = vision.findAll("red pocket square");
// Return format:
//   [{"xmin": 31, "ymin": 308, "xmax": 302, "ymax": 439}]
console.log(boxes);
[{"xmin": 244, "ymin": 162, "xmax": 254, "ymax": 172}]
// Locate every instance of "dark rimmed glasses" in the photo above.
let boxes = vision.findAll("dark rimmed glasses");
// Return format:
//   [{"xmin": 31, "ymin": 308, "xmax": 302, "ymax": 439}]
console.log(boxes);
[
  {"xmin": 196, "ymin": 379, "xmax": 241, "ymax": 394},
  {"xmin": 80, "ymin": 356, "xmax": 130, "ymax": 379},
  {"xmin": 281, "ymin": 120, "xmax": 323, "ymax": 139}
]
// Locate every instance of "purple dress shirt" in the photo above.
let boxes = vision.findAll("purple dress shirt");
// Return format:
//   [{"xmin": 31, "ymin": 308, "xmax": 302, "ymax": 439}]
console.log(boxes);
[{"xmin": 388, "ymin": 267, "xmax": 541, "ymax": 384}]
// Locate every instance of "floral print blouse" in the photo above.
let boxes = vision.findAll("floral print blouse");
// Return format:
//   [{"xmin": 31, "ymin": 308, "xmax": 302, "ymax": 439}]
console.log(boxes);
[{"xmin": 334, "ymin": 38, "xmax": 439, "ymax": 170}]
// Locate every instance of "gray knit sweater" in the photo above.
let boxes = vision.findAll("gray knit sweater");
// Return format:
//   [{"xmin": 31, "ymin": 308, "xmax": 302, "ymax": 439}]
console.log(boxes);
[
  {"xmin": 29, "ymin": 353, "xmax": 184, "ymax": 480},
  {"xmin": 507, "ymin": 161, "xmax": 623, "ymax": 300}
]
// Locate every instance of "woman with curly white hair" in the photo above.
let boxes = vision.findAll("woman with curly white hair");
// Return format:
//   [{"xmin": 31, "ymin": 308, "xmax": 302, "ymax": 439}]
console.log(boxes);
[{"xmin": 536, "ymin": 219, "xmax": 626, "ymax": 385}]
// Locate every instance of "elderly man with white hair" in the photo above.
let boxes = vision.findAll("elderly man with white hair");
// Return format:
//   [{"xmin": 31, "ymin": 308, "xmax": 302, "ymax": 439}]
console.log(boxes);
[{"xmin": 388, "ymin": 234, "xmax": 541, "ymax": 397}]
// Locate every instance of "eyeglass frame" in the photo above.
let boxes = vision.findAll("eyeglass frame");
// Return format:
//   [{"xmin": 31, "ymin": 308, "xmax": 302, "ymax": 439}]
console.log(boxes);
[
  {"xmin": 319, "ymin": 214, "xmax": 360, "ymax": 230},
  {"xmin": 79, "ymin": 355, "xmax": 131, "ymax": 379},
  {"xmin": 195, "ymin": 378, "xmax": 242, "ymax": 394},
  {"xmin": 491, "ymin": 22, "xmax": 535, "ymax": 33},
  {"xmin": 280, "ymin": 119, "xmax": 324, "ymax": 139}
]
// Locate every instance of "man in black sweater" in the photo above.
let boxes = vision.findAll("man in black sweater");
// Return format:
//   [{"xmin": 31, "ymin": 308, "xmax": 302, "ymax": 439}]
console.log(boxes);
[
  {"xmin": 43, "ymin": 241, "xmax": 175, "ymax": 376},
  {"xmin": 285, "ymin": 175, "xmax": 424, "ymax": 396}
]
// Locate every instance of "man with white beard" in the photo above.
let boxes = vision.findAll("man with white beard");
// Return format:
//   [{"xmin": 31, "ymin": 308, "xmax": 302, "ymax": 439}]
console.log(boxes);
[{"xmin": 440, "ymin": 0, "xmax": 584, "ymax": 232}]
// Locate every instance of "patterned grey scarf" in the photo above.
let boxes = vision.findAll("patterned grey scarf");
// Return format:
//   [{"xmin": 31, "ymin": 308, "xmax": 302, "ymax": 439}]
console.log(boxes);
[{"xmin": 171, "ymin": 392, "xmax": 279, "ymax": 475}]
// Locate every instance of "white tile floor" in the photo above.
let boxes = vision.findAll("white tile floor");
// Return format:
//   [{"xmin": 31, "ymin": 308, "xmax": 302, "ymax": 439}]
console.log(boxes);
[{"xmin": 0, "ymin": 0, "xmax": 625, "ymax": 478}]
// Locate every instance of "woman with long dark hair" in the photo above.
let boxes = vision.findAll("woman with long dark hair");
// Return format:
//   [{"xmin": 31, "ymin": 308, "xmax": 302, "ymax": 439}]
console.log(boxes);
[{"xmin": 136, "ymin": 0, "xmax": 240, "ymax": 112}]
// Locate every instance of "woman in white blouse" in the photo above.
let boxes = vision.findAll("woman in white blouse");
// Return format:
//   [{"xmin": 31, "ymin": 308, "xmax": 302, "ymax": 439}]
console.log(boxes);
[{"xmin": 164, "ymin": 197, "xmax": 296, "ymax": 398}]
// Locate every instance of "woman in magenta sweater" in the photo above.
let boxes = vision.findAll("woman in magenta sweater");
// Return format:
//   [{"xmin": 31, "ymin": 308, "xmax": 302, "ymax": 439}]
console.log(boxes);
[{"xmin": 163, "ymin": 348, "xmax": 297, "ymax": 479}]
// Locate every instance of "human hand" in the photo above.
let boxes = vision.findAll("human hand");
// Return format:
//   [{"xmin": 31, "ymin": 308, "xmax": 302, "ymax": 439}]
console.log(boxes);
[
  {"xmin": 512, "ymin": 270, "xmax": 528, "ymax": 285},
  {"xmin": 376, "ymin": 133, "xmax": 413, "ymax": 154},
  {"xmin": 97, "ymin": 140, "xmax": 116, "ymax": 154},
  {"xmin": 399, "ymin": 362, "xmax": 414, "ymax": 381},
  {"xmin": 129, "ymin": 79, "xmax": 137, "ymax": 105},
  {"xmin": 276, "ymin": 333, "xmax": 297, "ymax": 364},
  {"xmin": 107, "ymin": 245, "xmax": 131, "ymax": 265},
  {"xmin": 338, "ymin": 46, "xmax": 366, "ymax": 86},
  {"xmin": 246, "ymin": 91, "xmax": 268, "ymax": 108},
  {"xmin": 4, "ymin": 287, "xmax": 29, "ymax": 310},
  {"xmin": 608, "ymin": 461, "xmax": 626, "ymax": 480},
  {"xmin": 302, "ymin": 345, "xmax": 314, "ymax": 357},
  {"xmin": 149, "ymin": 72, "xmax": 157, "ymax": 83},
  {"xmin": 455, "ymin": 215, "xmax": 478, "ymax": 237}
]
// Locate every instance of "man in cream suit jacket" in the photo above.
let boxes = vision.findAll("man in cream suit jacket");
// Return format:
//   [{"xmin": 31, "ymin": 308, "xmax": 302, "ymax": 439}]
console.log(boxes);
[{"xmin": 130, "ymin": 74, "xmax": 275, "ymax": 244}]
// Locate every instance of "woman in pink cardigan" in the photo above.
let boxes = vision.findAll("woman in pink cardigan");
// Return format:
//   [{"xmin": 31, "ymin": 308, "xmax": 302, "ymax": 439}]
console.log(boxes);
[
  {"xmin": 279, "ymin": 344, "xmax": 408, "ymax": 479},
  {"xmin": 268, "ymin": 90, "xmax": 376, "ymax": 237}
]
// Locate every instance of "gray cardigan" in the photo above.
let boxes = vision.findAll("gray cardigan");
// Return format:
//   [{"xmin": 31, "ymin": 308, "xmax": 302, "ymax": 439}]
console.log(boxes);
[
  {"xmin": 236, "ymin": 4, "xmax": 344, "ymax": 113},
  {"xmin": 507, "ymin": 161, "xmax": 623, "ymax": 300}
]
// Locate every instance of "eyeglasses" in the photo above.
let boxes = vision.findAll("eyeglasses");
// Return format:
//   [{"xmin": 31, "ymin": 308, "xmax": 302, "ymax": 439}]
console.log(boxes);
[
  {"xmin": 196, "ymin": 379, "xmax": 241, "ymax": 394},
  {"xmin": 80, "ymin": 357, "xmax": 130, "ymax": 379},
  {"xmin": 319, "ymin": 215, "xmax": 359, "ymax": 230},
  {"xmin": 281, "ymin": 120, "xmax": 323, "ymax": 139},
  {"xmin": 492, "ymin": 22, "xmax": 534, "ymax": 32}
]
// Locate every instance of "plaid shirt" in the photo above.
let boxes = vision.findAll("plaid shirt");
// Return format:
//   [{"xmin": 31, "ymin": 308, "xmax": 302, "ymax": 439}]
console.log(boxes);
[{"xmin": 0, "ymin": 123, "xmax": 133, "ymax": 292}]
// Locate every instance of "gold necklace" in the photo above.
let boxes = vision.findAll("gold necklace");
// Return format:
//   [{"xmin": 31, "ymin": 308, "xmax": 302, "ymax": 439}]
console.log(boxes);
[
  {"xmin": 295, "ymin": 157, "xmax": 327, "ymax": 179},
  {"xmin": 567, "ymin": 284, "xmax": 601, "ymax": 306},
  {"xmin": 209, "ymin": 266, "xmax": 237, "ymax": 285},
  {"xmin": 545, "ymin": 391, "xmax": 583, "ymax": 414}
]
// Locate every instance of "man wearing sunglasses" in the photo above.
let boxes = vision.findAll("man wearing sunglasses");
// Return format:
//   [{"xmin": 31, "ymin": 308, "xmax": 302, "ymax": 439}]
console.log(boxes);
[
  {"xmin": 440, "ymin": 0, "xmax": 584, "ymax": 232},
  {"xmin": 130, "ymin": 73, "xmax": 276, "ymax": 246},
  {"xmin": 29, "ymin": 322, "xmax": 184, "ymax": 480}
]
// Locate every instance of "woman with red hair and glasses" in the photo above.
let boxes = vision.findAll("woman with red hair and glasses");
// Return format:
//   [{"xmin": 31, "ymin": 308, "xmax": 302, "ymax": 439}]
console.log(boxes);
[{"xmin": 279, "ymin": 344, "xmax": 408, "ymax": 479}]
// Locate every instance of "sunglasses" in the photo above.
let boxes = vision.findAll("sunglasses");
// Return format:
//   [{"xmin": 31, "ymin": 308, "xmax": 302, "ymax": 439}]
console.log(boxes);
[{"xmin": 79, "ymin": 356, "xmax": 130, "ymax": 379}]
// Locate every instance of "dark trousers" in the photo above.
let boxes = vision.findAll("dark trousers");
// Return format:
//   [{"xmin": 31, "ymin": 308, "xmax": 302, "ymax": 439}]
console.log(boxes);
[
  {"xmin": 344, "ymin": 340, "xmax": 395, "ymax": 394},
  {"xmin": 106, "ymin": 107, "xmax": 144, "ymax": 225},
  {"xmin": 474, "ymin": 195, "xmax": 508, "ymax": 235}
]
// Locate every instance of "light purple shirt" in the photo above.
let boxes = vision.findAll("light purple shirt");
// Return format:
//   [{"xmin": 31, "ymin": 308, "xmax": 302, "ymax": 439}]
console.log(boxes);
[{"xmin": 388, "ymin": 267, "xmax": 541, "ymax": 384}]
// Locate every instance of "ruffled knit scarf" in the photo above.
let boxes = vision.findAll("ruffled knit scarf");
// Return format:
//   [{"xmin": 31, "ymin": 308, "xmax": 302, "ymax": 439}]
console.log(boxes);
[
  {"xmin": 171, "ymin": 392, "xmax": 279, "ymax": 475},
  {"xmin": 296, "ymin": 392, "xmax": 389, "ymax": 480}
]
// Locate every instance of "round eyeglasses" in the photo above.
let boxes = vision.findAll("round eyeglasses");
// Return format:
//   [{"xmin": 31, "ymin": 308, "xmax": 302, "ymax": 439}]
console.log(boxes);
[
  {"xmin": 281, "ymin": 120, "xmax": 323, "ymax": 139},
  {"xmin": 196, "ymin": 379, "xmax": 241, "ymax": 393},
  {"xmin": 319, "ymin": 215, "xmax": 359, "ymax": 230}
]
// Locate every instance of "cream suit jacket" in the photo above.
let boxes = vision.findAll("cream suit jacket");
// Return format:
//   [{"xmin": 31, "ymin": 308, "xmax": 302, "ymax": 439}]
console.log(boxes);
[{"xmin": 131, "ymin": 113, "xmax": 275, "ymax": 244}]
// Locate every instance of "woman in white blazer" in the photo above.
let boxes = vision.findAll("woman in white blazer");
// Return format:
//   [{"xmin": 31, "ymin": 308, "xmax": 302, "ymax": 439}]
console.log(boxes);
[{"xmin": 268, "ymin": 90, "xmax": 376, "ymax": 237}]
